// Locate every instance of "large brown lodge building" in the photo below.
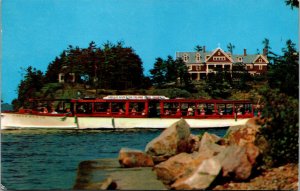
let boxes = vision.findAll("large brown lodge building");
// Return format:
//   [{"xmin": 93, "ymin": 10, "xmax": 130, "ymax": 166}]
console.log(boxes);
[{"xmin": 176, "ymin": 46, "xmax": 269, "ymax": 81}]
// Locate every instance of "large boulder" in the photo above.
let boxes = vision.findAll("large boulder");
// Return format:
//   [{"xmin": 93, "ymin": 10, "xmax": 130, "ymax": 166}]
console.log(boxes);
[
  {"xmin": 214, "ymin": 143, "xmax": 259, "ymax": 180},
  {"xmin": 171, "ymin": 158, "xmax": 221, "ymax": 190},
  {"xmin": 145, "ymin": 119, "xmax": 191, "ymax": 163},
  {"xmin": 153, "ymin": 152, "xmax": 200, "ymax": 185},
  {"xmin": 198, "ymin": 132, "xmax": 225, "ymax": 157},
  {"xmin": 225, "ymin": 117, "xmax": 264, "ymax": 146},
  {"xmin": 118, "ymin": 148, "xmax": 154, "ymax": 168}
]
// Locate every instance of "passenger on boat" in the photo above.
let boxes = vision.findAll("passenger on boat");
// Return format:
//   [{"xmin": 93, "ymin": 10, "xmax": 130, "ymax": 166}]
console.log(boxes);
[
  {"xmin": 219, "ymin": 109, "xmax": 224, "ymax": 115},
  {"xmin": 40, "ymin": 107, "xmax": 48, "ymax": 113},
  {"xmin": 119, "ymin": 108, "xmax": 125, "ymax": 115},
  {"xmin": 200, "ymin": 107, "xmax": 205, "ymax": 115},
  {"xmin": 141, "ymin": 109, "xmax": 146, "ymax": 116},
  {"xmin": 187, "ymin": 107, "xmax": 194, "ymax": 116},
  {"xmin": 106, "ymin": 109, "xmax": 111, "ymax": 115},
  {"xmin": 237, "ymin": 109, "xmax": 242, "ymax": 115},
  {"xmin": 176, "ymin": 108, "xmax": 182, "ymax": 116},
  {"xmin": 131, "ymin": 108, "xmax": 137, "ymax": 115},
  {"xmin": 164, "ymin": 109, "xmax": 170, "ymax": 115},
  {"xmin": 50, "ymin": 107, "xmax": 58, "ymax": 114},
  {"xmin": 65, "ymin": 108, "xmax": 72, "ymax": 114}
]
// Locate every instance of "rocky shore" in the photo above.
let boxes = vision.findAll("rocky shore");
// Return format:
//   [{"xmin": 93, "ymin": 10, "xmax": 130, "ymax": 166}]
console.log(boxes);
[{"xmin": 73, "ymin": 117, "xmax": 298, "ymax": 190}]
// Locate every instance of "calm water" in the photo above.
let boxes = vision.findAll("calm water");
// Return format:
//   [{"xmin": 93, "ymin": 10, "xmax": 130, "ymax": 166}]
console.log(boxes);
[{"xmin": 1, "ymin": 128, "xmax": 227, "ymax": 190}]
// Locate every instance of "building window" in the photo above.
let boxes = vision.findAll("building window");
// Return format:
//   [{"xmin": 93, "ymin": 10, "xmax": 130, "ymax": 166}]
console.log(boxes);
[
  {"xmin": 238, "ymin": 57, "xmax": 243, "ymax": 62},
  {"xmin": 259, "ymin": 58, "xmax": 262, "ymax": 63},
  {"xmin": 196, "ymin": 53, "xmax": 201, "ymax": 62},
  {"xmin": 218, "ymin": 51, "xmax": 221, "ymax": 55},
  {"xmin": 183, "ymin": 54, "xmax": 189, "ymax": 62}
]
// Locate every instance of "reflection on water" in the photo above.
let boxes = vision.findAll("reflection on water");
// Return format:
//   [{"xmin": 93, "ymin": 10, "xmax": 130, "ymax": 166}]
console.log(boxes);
[{"xmin": 1, "ymin": 128, "xmax": 227, "ymax": 190}]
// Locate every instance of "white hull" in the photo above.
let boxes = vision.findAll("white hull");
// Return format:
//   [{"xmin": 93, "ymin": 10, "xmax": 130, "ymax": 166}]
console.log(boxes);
[{"xmin": 1, "ymin": 113, "xmax": 249, "ymax": 130}]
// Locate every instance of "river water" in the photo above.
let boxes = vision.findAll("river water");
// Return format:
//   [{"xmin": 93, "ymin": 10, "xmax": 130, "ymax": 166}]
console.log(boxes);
[{"xmin": 1, "ymin": 128, "xmax": 227, "ymax": 190}]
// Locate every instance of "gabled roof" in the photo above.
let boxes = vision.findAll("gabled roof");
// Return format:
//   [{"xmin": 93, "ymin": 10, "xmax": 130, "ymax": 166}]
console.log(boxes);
[
  {"xmin": 176, "ymin": 47, "xmax": 269, "ymax": 64},
  {"xmin": 253, "ymin": 55, "xmax": 269, "ymax": 64},
  {"xmin": 176, "ymin": 51, "xmax": 212, "ymax": 63},
  {"xmin": 206, "ymin": 48, "xmax": 234, "ymax": 63}
]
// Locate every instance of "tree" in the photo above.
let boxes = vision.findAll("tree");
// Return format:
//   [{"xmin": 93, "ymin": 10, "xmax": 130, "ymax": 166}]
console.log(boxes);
[
  {"xmin": 44, "ymin": 41, "xmax": 146, "ymax": 90},
  {"xmin": 150, "ymin": 57, "xmax": 166, "ymax": 87},
  {"xmin": 285, "ymin": 0, "xmax": 299, "ymax": 9},
  {"xmin": 226, "ymin": 43, "xmax": 235, "ymax": 54},
  {"xmin": 262, "ymin": 38, "xmax": 271, "ymax": 56},
  {"xmin": 205, "ymin": 68, "xmax": 232, "ymax": 99},
  {"xmin": 194, "ymin": 45, "xmax": 203, "ymax": 52},
  {"xmin": 259, "ymin": 39, "xmax": 299, "ymax": 166},
  {"xmin": 15, "ymin": 66, "xmax": 44, "ymax": 109},
  {"xmin": 267, "ymin": 39, "xmax": 298, "ymax": 98}
]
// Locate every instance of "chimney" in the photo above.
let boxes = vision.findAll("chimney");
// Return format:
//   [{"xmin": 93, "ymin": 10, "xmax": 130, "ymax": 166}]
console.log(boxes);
[
  {"xmin": 243, "ymin": 49, "xmax": 247, "ymax": 56},
  {"xmin": 203, "ymin": 46, "xmax": 206, "ymax": 53},
  {"xmin": 263, "ymin": 48, "xmax": 267, "ymax": 56}
]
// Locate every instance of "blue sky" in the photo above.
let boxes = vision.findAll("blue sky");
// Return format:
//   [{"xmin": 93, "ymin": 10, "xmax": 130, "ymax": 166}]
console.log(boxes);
[{"xmin": 2, "ymin": 0, "xmax": 298, "ymax": 103}]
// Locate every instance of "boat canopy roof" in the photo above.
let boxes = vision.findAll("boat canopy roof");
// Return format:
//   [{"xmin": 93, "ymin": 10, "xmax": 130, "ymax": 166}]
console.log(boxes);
[{"xmin": 102, "ymin": 95, "xmax": 169, "ymax": 100}]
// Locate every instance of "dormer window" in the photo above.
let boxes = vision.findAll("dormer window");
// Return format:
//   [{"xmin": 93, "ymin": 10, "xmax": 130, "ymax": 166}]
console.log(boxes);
[
  {"xmin": 238, "ymin": 57, "xmax": 243, "ymax": 62},
  {"xmin": 183, "ymin": 54, "xmax": 189, "ymax": 62},
  {"xmin": 195, "ymin": 53, "xmax": 201, "ymax": 62},
  {"xmin": 259, "ymin": 58, "xmax": 262, "ymax": 63}
]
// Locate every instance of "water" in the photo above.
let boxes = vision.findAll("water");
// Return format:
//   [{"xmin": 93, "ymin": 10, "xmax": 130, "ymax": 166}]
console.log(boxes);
[{"xmin": 1, "ymin": 128, "xmax": 227, "ymax": 190}]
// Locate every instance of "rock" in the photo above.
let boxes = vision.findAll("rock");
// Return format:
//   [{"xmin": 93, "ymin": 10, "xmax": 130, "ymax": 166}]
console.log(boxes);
[
  {"xmin": 153, "ymin": 152, "xmax": 199, "ymax": 185},
  {"xmin": 214, "ymin": 143, "xmax": 259, "ymax": 180},
  {"xmin": 118, "ymin": 148, "xmax": 154, "ymax": 168},
  {"xmin": 245, "ymin": 143, "xmax": 260, "ymax": 166},
  {"xmin": 145, "ymin": 119, "xmax": 191, "ymax": 163},
  {"xmin": 171, "ymin": 158, "xmax": 221, "ymax": 190},
  {"xmin": 198, "ymin": 132, "xmax": 225, "ymax": 157},
  {"xmin": 200, "ymin": 132, "xmax": 222, "ymax": 145},
  {"xmin": 226, "ymin": 117, "xmax": 263, "ymax": 146},
  {"xmin": 187, "ymin": 134, "xmax": 200, "ymax": 153}
]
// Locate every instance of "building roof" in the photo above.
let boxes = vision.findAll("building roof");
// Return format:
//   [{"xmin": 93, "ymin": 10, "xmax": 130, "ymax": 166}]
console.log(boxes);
[{"xmin": 176, "ymin": 47, "xmax": 268, "ymax": 64}]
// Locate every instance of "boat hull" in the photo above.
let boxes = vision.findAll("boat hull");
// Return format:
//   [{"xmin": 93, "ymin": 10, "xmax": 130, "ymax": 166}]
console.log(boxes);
[{"xmin": 1, "ymin": 113, "xmax": 250, "ymax": 130}]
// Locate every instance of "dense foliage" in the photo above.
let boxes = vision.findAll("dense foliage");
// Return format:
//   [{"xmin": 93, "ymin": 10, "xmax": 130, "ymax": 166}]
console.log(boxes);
[
  {"xmin": 259, "ymin": 39, "xmax": 299, "ymax": 166},
  {"xmin": 204, "ymin": 63, "xmax": 252, "ymax": 99},
  {"xmin": 45, "ymin": 41, "xmax": 148, "ymax": 90},
  {"xmin": 13, "ymin": 67, "xmax": 44, "ymax": 109},
  {"xmin": 150, "ymin": 56, "xmax": 193, "ymax": 91}
]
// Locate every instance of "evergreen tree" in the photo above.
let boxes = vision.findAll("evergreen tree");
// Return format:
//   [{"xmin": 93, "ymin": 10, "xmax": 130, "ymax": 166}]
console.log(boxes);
[
  {"xmin": 15, "ymin": 66, "xmax": 44, "ymax": 108},
  {"xmin": 260, "ymin": 39, "xmax": 299, "ymax": 166},
  {"xmin": 150, "ymin": 57, "xmax": 166, "ymax": 87}
]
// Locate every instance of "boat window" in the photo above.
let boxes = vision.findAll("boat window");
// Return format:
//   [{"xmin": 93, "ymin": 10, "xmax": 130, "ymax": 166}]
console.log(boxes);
[
  {"xmin": 111, "ymin": 102, "xmax": 126, "ymax": 114},
  {"xmin": 217, "ymin": 104, "xmax": 226, "ymax": 115},
  {"xmin": 129, "ymin": 102, "xmax": 145, "ymax": 115},
  {"xmin": 224, "ymin": 104, "xmax": 233, "ymax": 115},
  {"xmin": 244, "ymin": 103, "xmax": 252, "ymax": 114},
  {"xmin": 205, "ymin": 103, "xmax": 215, "ymax": 115},
  {"xmin": 94, "ymin": 102, "xmax": 110, "ymax": 113},
  {"xmin": 76, "ymin": 102, "xmax": 92, "ymax": 114},
  {"xmin": 148, "ymin": 101, "xmax": 160, "ymax": 117}
]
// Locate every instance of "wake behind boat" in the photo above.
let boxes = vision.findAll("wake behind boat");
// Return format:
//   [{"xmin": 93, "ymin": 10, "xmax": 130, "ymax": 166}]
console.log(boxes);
[{"xmin": 1, "ymin": 95, "xmax": 257, "ymax": 129}]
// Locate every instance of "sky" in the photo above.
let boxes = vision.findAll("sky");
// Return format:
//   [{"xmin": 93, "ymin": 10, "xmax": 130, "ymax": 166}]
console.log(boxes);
[{"xmin": 1, "ymin": 0, "xmax": 299, "ymax": 103}]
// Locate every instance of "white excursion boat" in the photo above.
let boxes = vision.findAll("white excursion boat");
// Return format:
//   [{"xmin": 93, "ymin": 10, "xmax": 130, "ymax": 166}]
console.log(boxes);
[{"xmin": 1, "ymin": 95, "xmax": 256, "ymax": 130}]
